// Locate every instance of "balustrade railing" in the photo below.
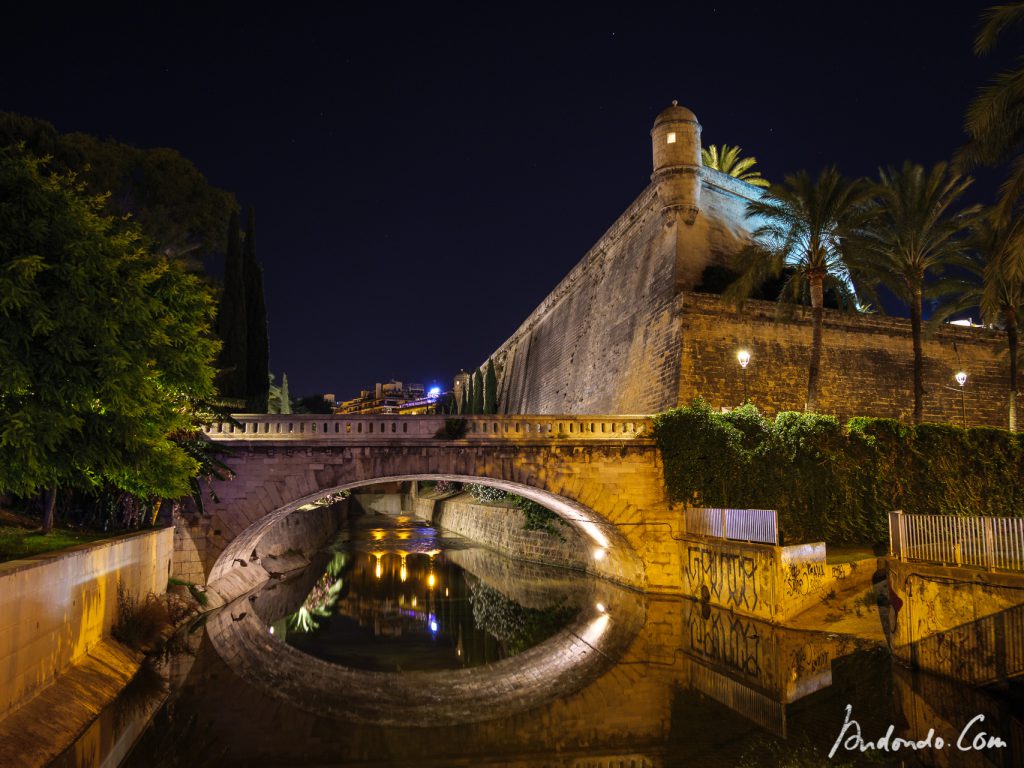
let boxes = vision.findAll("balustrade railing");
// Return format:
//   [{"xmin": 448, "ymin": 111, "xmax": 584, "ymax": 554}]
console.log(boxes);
[
  {"xmin": 889, "ymin": 510, "xmax": 1024, "ymax": 572},
  {"xmin": 202, "ymin": 414, "xmax": 652, "ymax": 442},
  {"xmin": 684, "ymin": 507, "xmax": 779, "ymax": 546}
]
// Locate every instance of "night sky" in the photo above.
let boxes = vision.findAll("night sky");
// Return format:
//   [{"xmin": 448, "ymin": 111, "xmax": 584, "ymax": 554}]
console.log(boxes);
[{"xmin": 1, "ymin": 2, "xmax": 1011, "ymax": 398}]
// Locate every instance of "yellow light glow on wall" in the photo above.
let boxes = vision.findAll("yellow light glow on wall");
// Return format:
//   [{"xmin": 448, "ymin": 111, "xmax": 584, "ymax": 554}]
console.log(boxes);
[{"xmin": 667, "ymin": 132, "xmax": 677, "ymax": 144}]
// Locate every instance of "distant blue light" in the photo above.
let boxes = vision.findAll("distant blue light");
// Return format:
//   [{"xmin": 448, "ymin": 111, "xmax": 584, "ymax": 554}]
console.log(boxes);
[
  {"xmin": 428, "ymin": 386, "xmax": 441, "ymax": 397},
  {"xmin": 430, "ymin": 620, "xmax": 438, "ymax": 632}
]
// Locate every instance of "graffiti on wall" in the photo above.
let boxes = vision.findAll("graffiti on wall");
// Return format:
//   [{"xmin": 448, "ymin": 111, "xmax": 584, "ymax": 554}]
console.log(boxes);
[
  {"xmin": 686, "ymin": 546, "xmax": 759, "ymax": 612},
  {"xmin": 685, "ymin": 602, "xmax": 764, "ymax": 679}
]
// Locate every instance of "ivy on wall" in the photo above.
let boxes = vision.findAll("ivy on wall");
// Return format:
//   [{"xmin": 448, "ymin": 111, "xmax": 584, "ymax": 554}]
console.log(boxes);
[{"xmin": 653, "ymin": 400, "xmax": 1024, "ymax": 545}]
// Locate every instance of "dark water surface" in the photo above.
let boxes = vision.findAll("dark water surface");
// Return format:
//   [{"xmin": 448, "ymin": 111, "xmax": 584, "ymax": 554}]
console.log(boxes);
[{"xmin": 63, "ymin": 511, "xmax": 1024, "ymax": 767}]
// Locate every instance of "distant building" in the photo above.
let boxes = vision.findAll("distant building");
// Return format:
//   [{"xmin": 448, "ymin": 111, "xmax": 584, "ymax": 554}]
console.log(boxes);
[{"xmin": 335, "ymin": 380, "xmax": 436, "ymax": 415}]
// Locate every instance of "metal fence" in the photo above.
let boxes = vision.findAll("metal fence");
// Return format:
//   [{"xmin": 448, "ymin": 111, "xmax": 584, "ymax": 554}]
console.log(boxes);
[
  {"xmin": 685, "ymin": 507, "xmax": 779, "ymax": 546},
  {"xmin": 889, "ymin": 510, "xmax": 1024, "ymax": 572}
]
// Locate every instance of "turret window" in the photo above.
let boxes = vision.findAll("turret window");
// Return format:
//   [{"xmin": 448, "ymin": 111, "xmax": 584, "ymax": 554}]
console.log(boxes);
[{"xmin": 667, "ymin": 132, "xmax": 677, "ymax": 144}]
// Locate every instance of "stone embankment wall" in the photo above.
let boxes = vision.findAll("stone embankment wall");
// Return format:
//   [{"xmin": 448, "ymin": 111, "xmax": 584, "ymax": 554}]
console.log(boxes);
[
  {"xmin": 682, "ymin": 536, "xmax": 860, "ymax": 622},
  {"xmin": 0, "ymin": 528, "xmax": 172, "ymax": 720},
  {"xmin": 410, "ymin": 493, "xmax": 589, "ymax": 572},
  {"xmin": 887, "ymin": 558, "xmax": 1024, "ymax": 685},
  {"xmin": 174, "ymin": 500, "xmax": 347, "ymax": 607}
]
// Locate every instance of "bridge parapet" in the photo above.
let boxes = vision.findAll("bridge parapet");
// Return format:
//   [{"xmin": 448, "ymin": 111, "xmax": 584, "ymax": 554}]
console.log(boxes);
[{"xmin": 203, "ymin": 414, "xmax": 654, "ymax": 442}]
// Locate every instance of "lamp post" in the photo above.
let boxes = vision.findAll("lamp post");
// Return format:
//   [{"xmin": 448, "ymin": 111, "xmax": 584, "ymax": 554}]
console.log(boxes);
[
  {"xmin": 737, "ymin": 349, "xmax": 751, "ymax": 403},
  {"xmin": 955, "ymin": 370, "xmax": 968, "ymax": 429}
]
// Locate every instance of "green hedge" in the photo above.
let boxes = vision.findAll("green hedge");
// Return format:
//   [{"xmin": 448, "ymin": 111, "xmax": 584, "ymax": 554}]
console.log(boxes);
[{"xmin": 652, "ymin": 400, "xmax": 1024, "ymax": 546}]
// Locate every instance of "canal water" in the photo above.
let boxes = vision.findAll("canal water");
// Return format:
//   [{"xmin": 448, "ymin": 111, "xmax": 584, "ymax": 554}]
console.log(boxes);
[{"xmin": 63, "ymin": 510, "xmax": 1024, "ymax": 767}]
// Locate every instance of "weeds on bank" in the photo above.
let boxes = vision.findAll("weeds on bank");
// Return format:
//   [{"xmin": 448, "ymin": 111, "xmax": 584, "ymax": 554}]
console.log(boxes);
[{"xmin": 113, "ymin": 583, "xmax": 196, "ymax": 655}]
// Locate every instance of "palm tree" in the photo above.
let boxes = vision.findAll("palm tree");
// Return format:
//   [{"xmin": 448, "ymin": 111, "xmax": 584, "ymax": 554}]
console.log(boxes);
[
  {"xmin": 852, "ymin": 162, "xmax": 979, "ymax": 424},
  {"xmin": 701, "ymin": 144, "xmax": 770, "ymax": 187},
  {"xmin": 727, "ymin": 167, "xmax": 873, "ymax": 412},
  {"xmin": 959, "ymin": 3, "xmax": 1024, "ymax": 224},
  {"xmin": 933, "ymin": 213, "xmax": 1024, "ymax": 430}
]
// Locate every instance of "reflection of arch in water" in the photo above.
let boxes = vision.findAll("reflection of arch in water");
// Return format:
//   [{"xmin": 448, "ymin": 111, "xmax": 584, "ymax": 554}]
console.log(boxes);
[
  {"xmin": 206, "ymin": 473, "xmax": 647, "ymax": 598},
  {"xmin": 206, "ymin": 555, "xmax": 644, "ymax": 726}
]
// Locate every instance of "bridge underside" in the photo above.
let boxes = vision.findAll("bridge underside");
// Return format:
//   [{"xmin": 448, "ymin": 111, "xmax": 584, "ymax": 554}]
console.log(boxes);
[{"xmin": 175, "ymin": 435, "xmax": 684, "ymax": 601}]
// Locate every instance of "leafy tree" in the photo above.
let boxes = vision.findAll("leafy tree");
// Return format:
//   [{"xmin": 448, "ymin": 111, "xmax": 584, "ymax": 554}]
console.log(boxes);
[
  {"xmin": 727, "ymin": 168, "xmax": 873, "ymax": 412},
  {"xmin": 0, "ymin": 113, "xmax": 235, "ymax": 269},
  {"xmin": 933, "ymin": 213, "xmax": 1024, "ymax": 430},
  {"xmin": 853, "ymin": 162, "xmax": 978, "ymax": 423},
  {"xmin": 472, "ymin": 369, "xmax": 484, "ymax": 414},
  {"xmin": 215, "ymin": 212, "xmax": 246, "ymax": 402},
  {"xmin": 242, "ymin": 209, "xmax": 269, "ymax": 412},
  {"xmin": 958, "ymin": 3, "xmax": 1024, "ymax": 225},
  {"xmin": 701, "ymin": 144, "xmax": 770, "ymax": 187},
  {"xmin": 484, "ymin": 359, "xmax": 498, "ymax": 414},
  {"xmin": 0, "ymin": 148, "xmax": 219, "ymax": 531}
]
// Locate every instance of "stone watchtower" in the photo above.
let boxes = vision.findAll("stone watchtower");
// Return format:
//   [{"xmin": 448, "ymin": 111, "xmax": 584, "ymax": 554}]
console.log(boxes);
[{"xmin": 650, "ymin": 100, "xmax": 702, "ymax": 225}]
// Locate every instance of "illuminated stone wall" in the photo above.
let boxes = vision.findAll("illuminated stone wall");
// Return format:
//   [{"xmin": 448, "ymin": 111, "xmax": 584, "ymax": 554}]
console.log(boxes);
[
  {"xmin": 0, "ymin": 528, "xmax": 172, "ymax": 719},
  {"xmin": 182, "ymin": 440, "xmax": 674, "ymax": 601},
  {"xmin": 488, "ymin": 146, "xmax": 1009, "ymax": 426},
  {"xmin": 410, "ymin": 494, "xmax": 589, "ymax": 572}
]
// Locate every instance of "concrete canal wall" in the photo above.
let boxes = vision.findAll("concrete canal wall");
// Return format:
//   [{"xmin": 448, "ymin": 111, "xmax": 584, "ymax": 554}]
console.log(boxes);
[
  {"xmin": 887, "ymin": 558, "xmax": 1024, "ymax": 685},
  {"xmin": 0, "ymin": 527, "xmax": 172, "ymax": 721},
  {"xmin": 682, "ymin": 536, "xmax": 860, "ymax": 622}
]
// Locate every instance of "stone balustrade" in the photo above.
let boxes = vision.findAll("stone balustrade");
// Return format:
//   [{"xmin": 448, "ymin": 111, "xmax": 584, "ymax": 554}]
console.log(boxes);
[{"xmin": 202, "ymin": 414, "xmax": 653, "ymax": 441}]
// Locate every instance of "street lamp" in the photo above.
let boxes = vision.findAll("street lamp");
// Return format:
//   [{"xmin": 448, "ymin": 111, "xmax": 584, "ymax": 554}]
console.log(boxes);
[
  {"xmin": 737, "ymin": 350, "xmax": 751, "ymax": 403},
  {"xmin": 955, "ymin": 371, "xmax": 968, "ymax": 429}
]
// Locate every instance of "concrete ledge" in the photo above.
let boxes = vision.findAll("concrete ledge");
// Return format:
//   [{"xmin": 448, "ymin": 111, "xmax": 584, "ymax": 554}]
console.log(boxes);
[{"xmin": 0, "ymin": 638, "xmax": 142, "ymax": 768}]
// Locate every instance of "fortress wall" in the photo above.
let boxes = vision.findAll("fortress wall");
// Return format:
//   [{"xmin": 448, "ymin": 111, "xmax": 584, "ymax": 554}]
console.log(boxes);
[
  {"xmin": 493, "ymin": 186, "xmax": 681, "ymax": 414},
  {"xmin": 678, "ymin": 292, "xmax": 1009, "ymax": 427},
  {"xmin": 492, "ymin": 174, "xmax": 761, "ymax": 416}
]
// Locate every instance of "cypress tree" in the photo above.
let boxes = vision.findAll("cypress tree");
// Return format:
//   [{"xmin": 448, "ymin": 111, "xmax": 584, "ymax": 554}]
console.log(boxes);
[
  {"xmin": 242, "ymin": 208, "xmax": 270, "ymax": 412},
  {"xmin": 215, "ymin": 210, "xmax": 247, "ymax": 401},
  {"xmin": 466, "ymin": 377, "xmax": 475, "ymax": 414},
  {"xmin": 280, "ymin": 372, "xmax": 291, "ymax": 414},
  {"xmin": 472, "ymin": 369, "xmax": 484, "ymax": 414},
  {"xmin": 460, "ymin": 386, "xmax": 469, "ymax": 415},
  {"xmin": 484, "ymin": 359, "xmax": 498, "ymax": 414}
]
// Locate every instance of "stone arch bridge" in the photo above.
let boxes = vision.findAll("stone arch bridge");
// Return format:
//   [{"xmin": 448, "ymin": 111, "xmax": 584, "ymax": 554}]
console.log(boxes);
[{"xmin": 175, "ymin": 414, "xmax": 685, "ymax": 600}]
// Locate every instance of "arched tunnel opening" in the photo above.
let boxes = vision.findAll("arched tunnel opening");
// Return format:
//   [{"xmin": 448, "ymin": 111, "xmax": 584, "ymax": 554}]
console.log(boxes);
[
  {"xmin": 193, "ymin": 475, "xmax": 648, "ymax": 726},
  {"xmin": 205, "ymin": 473, "xmax": 647, "ymax": 596}
]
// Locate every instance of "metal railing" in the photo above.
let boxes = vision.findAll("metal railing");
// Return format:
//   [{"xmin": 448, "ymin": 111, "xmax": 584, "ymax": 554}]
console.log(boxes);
[
  {"xmin": 202, "ymin": 413, "xmax": 652, "ymax": 442},
  {"xmin": 889, "ymin": 510, "xmax": 1024, "ymax": 572},
  {"xmin": 685, "ymin": 507, "xmax": 779, "ymax": 546}
]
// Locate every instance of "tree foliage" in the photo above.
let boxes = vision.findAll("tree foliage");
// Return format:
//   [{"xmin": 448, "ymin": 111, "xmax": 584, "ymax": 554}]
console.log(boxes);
[
  {"xmin": 701, "ymin": 144, "xmax": 770, "ymax": 187},
  {"xmin": 215, "ymin": 211, "xmax": 247, "ymax": 402},
  {"xmin": 0, "ymin": 113, "xmax": 235, "ymax": 268},
  {"xmin": 653, "ymin": 400, "xmax": 1024, "ymax": 545},
  {"xmin": 242, "ymin": 209, "xmax": 269, "ymax": 412},
  {"xmin": 852, "ymin": 161, "xmax": 979, "ymax": 423},
  {"xmin": 0, "ymin": 148, "xmax": 219, "ymax": 509},
  {"xmin": 727, "ymin": 168, "xmax": 874, "ymax": 411},
  {"xmin": 472, "ymin": 369, "xmax": 484, "ymax": 414},
  {"xmin": 484, "ymin": 358, "xmax": 498, "ymax": 414}
]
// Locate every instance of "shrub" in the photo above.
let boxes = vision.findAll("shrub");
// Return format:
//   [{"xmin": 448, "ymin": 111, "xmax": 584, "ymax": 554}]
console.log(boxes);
[
  {"xmin": 466, "ymin": 483, "xmax": 508, "ymax": 503},
  {"xmin": 653, "ymin": 400, "xmax": 1024, "ymax": 546},
  {"xmin": 113, "ymin": 583, "xmax": 194, "ymax": 653},
  {"xmin": 433, "ymin": 418, "xmax": 468, "ymax": 439}
]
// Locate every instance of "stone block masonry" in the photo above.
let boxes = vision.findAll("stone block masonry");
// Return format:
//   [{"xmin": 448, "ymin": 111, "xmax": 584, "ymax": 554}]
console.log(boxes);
[
  {"xmin": 410, "ymin": 493, "xmax": 589, "ymax": 571},
  {"xmin": 0, "ymin": 527, "xmax": 172, "ymax": 719},
  {"xmin": 486, "ymin": 103, "xmax": 1010, "ymax": 427}
]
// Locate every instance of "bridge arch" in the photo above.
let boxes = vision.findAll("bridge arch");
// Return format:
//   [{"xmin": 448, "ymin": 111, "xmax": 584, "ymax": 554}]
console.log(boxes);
[
  {"xmin": 186, "ymin": 414, "xmax": 682, "ymax": 600},
  {"xmin": 208, "ymin": 472, "xmax": 645, "ymax": 593}
]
